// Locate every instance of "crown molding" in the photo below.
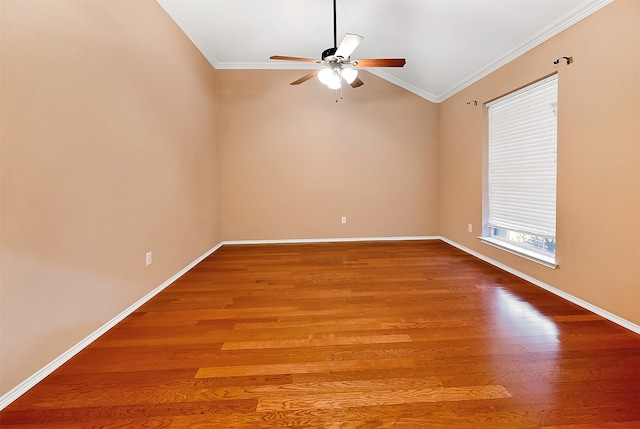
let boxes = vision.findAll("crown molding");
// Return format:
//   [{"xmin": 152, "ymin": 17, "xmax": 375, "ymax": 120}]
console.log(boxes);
[
  {"xmin": 366, "ymin": 69, "xmax": 440, "ymax": 103},
  {"xmin": 157, "ymin": 0, "xmax": 221, "ymax": 68},
  {"xmin": 215, "ymin": 62, "xmax": 321, "ymax": 70},
  {"xmin": 436, "ymin": 0, "xmax": 613, "ymax": 102},
  {"xmin": 158, "ymin": 0, "xmax": 612, "ymax": 103}
]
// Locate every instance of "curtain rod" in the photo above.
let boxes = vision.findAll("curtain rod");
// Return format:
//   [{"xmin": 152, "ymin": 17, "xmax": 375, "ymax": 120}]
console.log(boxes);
[{"xmin": 484, "ymin": 71, "xmax": 558, "ymax": 106}]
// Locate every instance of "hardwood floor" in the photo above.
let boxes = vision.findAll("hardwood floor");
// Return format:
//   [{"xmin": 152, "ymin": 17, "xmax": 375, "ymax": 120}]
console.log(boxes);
[{"xmin": 1, "ymin": 240, "xmax": 639, "ymax": 428}]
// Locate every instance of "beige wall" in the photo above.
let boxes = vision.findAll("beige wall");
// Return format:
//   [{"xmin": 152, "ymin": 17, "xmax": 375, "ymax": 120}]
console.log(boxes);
[
  {"xmin": 439, "ymin": 0, "xmax": 640, "ymax": 325},
  {"xmin": 0, "ymin": 0, "xmax": 221, "ymax": 395},
  {"xmin": 217, "ymin": 69, "xmax": 440, "ymax": 240},
  {"xmin": 2, "ymin": 0, "xmax": 638, "ymax": 403}
]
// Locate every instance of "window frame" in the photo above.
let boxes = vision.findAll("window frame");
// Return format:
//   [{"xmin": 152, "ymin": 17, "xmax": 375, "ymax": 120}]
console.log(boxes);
[{"xmin": 480, "ymin": 74, "xmax": 559, "ymax": 269}]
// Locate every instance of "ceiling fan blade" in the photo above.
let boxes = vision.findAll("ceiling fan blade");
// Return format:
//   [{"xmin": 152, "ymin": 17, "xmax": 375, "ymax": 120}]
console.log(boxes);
[
  {"xmin": 350, "ymin": 77, "xmax": 364, "ymax": 88},
  {"xmin": 290, "ymin": 70, "xmax": 320, "ymax": 85},
  {"xmin": 335, "ymin": 33, "xmax": 363, "ymax": 59},
  {"xmin": 270, "ymin": 55, "xmax": 320, "ymax": 63},
  {"xmin": 353, "ymin": 58, "xmax": 406, "ymax": 67}
]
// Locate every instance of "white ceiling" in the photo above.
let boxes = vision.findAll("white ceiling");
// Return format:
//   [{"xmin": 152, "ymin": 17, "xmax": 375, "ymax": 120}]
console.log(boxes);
[{"xmin": 157, "ymin": 0, "xmax": 611, "ymax": 102}]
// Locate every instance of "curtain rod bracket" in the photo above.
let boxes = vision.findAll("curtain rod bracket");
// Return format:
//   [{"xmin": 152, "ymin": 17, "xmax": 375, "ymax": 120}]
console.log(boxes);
[
  {"xmin": 553, "ymin": 56, "xmax": 573, "ymax": 65},
  {"xmin": 467, "ymin": 100, "xmax": 478, "ymax": 106}
]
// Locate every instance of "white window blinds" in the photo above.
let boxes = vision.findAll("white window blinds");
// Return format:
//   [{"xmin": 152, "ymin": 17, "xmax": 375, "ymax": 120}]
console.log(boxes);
[{"xmin": 487, "ymin": 74, "xmax": 558, "ymax": 238}]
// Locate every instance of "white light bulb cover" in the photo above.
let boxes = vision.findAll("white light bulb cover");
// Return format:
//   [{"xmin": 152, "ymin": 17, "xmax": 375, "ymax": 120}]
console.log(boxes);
[
  {"xmin": 327, "ymin": 70, "xmax": 342, "ymax": 89},
  {"xmin": 318, "ymin": 68, "xmax": 332, "ymax": 85},
  {"xmin": 342, "ymin": 67, "xmax": 358, "ymax": 84}
]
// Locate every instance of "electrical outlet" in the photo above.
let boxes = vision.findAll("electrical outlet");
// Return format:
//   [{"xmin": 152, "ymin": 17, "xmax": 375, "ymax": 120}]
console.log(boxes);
[
  {"xmin": 146, "ymin": 251, "xmax": 152, "ymax": 266},
  {"xmin": 467, "ymin": 224, "xmax": 473, "ymax": 233},
  {"xmin": 341, "ymin": 216, "xmax": 347, "ymax": 224}
]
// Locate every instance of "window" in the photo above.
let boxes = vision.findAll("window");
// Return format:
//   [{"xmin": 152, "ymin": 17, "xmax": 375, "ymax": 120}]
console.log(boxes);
[{"xmin": 482, "ymin": 74, "xmax": 558, "ymax": 268}]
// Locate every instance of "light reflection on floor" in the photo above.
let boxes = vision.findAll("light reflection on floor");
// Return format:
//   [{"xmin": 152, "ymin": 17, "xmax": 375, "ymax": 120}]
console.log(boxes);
[
  {"xmin": 483, "ymin": 284, "xmax": 560, "ymax": 408},
  {"xmin": 492, "ymin": 287, "xmax": 559, "ymax": 339}
]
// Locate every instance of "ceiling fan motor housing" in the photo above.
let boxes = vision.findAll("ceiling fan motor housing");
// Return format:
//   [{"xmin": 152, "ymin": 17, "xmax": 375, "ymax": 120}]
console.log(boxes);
[{"xmin": 321, "ymin": 47, "xmax": 337, "ymax": 60}]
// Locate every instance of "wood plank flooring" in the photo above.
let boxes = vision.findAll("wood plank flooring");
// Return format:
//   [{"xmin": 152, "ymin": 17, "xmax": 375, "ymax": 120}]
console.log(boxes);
[{"xmin": 1, "ymin": 240, "xmax": 639, "ymax": 428}]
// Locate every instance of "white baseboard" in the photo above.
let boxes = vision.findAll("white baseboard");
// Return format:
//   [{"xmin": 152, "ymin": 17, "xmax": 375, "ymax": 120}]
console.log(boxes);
[
  {"xmin": 0, "ymin": 242, "xmax": 223, "ymax": 411},
  {"xmin": 3, "ymin": 234, "xmax": 637, "ymax": 410},
  {"xmin": 222, "ymin": 236, "xmax": 440, "ymax": 246},
  {"xmin": 243, "ymin": 235, "xmax": 638, "ymax": 334},
  {"xmin": 0, "ymin": 235, "xmax": 435, "ymax": 410},
  {"xmin": 440, "ymin": 237, "xmax": 640, "ymax": 335}
]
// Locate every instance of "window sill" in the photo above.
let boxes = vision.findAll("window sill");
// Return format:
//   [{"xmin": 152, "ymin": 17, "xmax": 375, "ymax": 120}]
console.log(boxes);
[{"xmin": 479, "ymin": 236, "xmax": 558, "ymax": 269}]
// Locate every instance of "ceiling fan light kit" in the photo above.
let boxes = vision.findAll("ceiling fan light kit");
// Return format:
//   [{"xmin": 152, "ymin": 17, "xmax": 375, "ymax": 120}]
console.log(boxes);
[
  {"xmin": 270, "ymin": 0, "xmax": 405, "ymax": 99},
  {"xmin": 317, "ymin": 57, "xmax": 359, "ymax": 89},
  {"xmin": 319, "ymin": 68, "xmax": 343, "ymax": 89},
  {"xmin": 341, "ymin": 67, "xmax": 358, "ymax": 84}
]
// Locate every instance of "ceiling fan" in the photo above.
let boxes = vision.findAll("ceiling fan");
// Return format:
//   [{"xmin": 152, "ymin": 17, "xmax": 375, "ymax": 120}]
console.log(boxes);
[{"xmin": 270, "ymin": 0, "xmax": 406, "ymax": 91}]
